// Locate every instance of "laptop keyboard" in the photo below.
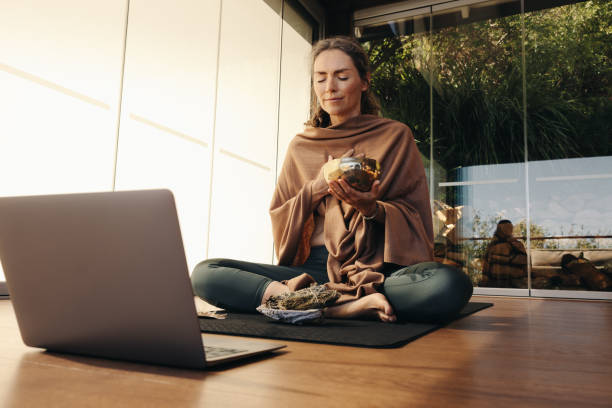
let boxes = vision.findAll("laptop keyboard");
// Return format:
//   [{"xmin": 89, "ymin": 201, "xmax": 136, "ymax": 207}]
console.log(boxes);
[{"xmin": 204, "ymin": 345, "xmax": 248, "ymax": 359}]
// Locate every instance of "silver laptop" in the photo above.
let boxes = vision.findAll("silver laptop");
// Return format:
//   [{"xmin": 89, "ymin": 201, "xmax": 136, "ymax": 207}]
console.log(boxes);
[{"xmin": 0, "ymin": 189, "xmax": 284, "ymax": 368}]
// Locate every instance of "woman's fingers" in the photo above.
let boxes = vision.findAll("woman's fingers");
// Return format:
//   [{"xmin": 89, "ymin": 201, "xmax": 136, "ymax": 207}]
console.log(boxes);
[
  {"xmin": 340, "ymin": 148, "xmax": 355, "ymax": 158},
  {"xmin": 338, "ymin": 179, "xmax": 376, "ymax": 199},
  {"xmin": 331, "ymin": 179, "xmax": 380, "ymax": 215},
  {"xmin": 328, "ymin": 187, "xmax": 344, "ymax": 203},
  {"xmin": 336, "ymin": 179, "xmax": 352, "ymax": 195},
  {"xmin": 370, "ymin": 180, "xmax": 380, "ymax": 196},
  {"xmin": 335, "ymin": 180, "xmax": 359, "ymax": 200},
  {"xmin": 328, "ymin": 180, "xmax": 347, "ymax": 201},
  {"xmin": 329, "ymin": 148, "xmax": 364, "ymax": 161},
  {"xmin": 328, "ymin": 188, "xmax": 341, "ymax": 202}
]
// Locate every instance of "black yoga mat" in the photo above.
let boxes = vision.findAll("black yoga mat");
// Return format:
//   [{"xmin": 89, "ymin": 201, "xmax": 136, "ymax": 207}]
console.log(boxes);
[{"xmin": 199, "ymin": 302, "xmax": 492, "ymax": 348}]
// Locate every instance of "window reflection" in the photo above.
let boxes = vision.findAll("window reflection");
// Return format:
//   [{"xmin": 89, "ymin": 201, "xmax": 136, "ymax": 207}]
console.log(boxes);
[
  {"xmin": 481, "ymin": 220, "xmax": 528, "ymax": 288},
  {"xmin": 363, "ymin": 0, "xmax": 612, "ymax": 294},
  {"xmin": 526, "ymin": 0, "xmax": 612, "ymax": 292}
]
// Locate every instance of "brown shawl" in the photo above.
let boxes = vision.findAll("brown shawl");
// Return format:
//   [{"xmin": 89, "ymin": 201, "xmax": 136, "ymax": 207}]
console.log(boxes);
[{"xmin": 270, "ymin": 115, "xmax": 433, "ymax": 303}]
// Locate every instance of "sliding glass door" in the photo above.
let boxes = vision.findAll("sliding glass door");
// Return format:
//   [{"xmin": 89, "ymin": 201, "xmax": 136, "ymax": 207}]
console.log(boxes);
[
  {"xmin": 524, "ymin": 0, "xmax": 612, "ymax": 298},
  {"xmin": 357, "ymin": 0, "xmax": 611, "ymax": 299}
]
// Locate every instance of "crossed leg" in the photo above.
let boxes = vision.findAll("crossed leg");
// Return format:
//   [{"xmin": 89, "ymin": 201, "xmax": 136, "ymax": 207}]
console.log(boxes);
[
  {"xmin": 261, "ymin": 281, "xmax": 396, "ymax": 322},
  {"xmin": 324, "ymin": 293, "xmax": 396, "ymax": 322}
]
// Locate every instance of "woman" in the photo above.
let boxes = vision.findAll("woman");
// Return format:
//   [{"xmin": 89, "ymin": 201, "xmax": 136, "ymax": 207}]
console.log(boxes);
[{"xmin": 192, "ymin": 36, "xmax": 472, "ymax": 323}]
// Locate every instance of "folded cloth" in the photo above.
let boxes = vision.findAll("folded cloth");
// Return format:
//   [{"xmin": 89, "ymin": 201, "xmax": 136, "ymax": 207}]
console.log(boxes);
[{"xmin": 256, "ymin": 307, "xmax": 324, "ymax": 325}]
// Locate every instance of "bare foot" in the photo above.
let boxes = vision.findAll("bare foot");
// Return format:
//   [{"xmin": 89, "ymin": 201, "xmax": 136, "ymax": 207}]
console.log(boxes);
[
  {"xmin": 261, "ymin": 281, "xmax": 290, "ymax": 306},
  {"xmin": 324, "ymin": 293, "xmax": 397, "ymax": 323}
]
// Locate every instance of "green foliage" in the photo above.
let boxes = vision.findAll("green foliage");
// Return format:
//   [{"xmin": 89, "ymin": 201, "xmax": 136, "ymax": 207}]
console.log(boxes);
[
  {"xmin": 365, "ymin": 36, "xmax": 432, "ymax": 157},
  {"xmin": 464, "ymin": 211, "xmax": 503, "ymax": 260},
  {"xmin": 514, "ymin": 219, "xmax": 559, "ymax": 249},
  {"xmin": 367, "ymin": 0, "xmax": 612, "ymax": 171}
]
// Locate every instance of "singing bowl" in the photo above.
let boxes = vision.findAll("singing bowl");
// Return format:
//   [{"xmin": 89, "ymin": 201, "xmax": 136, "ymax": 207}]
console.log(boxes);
[{"xmin": 323, "ymin": 157, "xmax": 381, "ymax": 192}]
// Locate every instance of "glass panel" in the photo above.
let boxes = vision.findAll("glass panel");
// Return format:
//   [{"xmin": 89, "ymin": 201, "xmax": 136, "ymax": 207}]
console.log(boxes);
[
  {"xmin": 365, "ymin": 16, "xmax": 432, "ymax": 164},
  {"xmin": 525, "ymin": 0, "xmax": 612, "ymax": 292},
  {"xmin": 366, "ymin": 0, "xmax": 527, "ymax": 289},
  {"xmin": 432, "ymin": 0, "xmax": 526, "ymax": 290}
]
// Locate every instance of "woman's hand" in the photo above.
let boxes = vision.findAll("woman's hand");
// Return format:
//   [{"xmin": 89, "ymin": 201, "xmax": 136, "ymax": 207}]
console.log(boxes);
[
  {"xmin": 328, "ymin": 178, "xmax": 381, "ymax": 217},
  {"xmin": 312, "ymin": 148, "xmax": 358, "ymax": 197}
]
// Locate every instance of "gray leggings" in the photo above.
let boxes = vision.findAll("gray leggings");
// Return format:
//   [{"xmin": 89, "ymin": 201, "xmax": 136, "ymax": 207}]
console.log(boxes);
[{"xmin": 192, "ymin": 246, "xmax": 473, "ymax": 323}]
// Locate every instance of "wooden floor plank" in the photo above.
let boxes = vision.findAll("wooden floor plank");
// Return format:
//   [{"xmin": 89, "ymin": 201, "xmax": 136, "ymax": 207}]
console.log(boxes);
[{"xmin": 1, "ymin": 296, "xmax": 611, "ymax": 407}]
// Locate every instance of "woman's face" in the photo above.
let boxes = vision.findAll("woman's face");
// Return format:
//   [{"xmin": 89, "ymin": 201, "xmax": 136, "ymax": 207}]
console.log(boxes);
[{"xmin": 313, "ymin": 49, "xmax": 368, "ymax": 126}]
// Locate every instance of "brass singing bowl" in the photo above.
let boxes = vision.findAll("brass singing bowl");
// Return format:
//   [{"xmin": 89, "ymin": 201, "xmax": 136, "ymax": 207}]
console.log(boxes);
[{"xmin": 323, "ymin": 157, "xmax": 381, "ymax": 192}]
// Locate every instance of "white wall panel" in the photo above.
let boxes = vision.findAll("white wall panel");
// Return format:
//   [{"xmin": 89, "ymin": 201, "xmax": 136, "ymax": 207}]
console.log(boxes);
[
  {"xmin": 118, "ymin": 0, "xmax": 220, "ymax": 145},
  {"xmin": 0, "ymin": 73, "xmax": 118, "ymax": 197},
  {"xmin": 208, "ymin": 0, "xmax": 282, "ymax": 263},
  {"xmin": 0, "ymin": 0, "xmax": 128, "ymax": 283},
  {"xmin": 0, "ymin": 0, "xmax": 315, "ymax": 286},
  {"xmin": 269, "ymin": 1, "xmax": 314, "ymax": 263},
  {"xmin": 114, "ymin": 120, "xmax": 210, "ymax": 272},
  {"xmin": 0, "ymin": 0, "xmax": 127, "ymax": 196},
  {"xmin": 214, "ymin": 0, "xmax": 282, "ymax": 170},
  {"xmin": 207, "ymin": 152, "xmax": 276, "ymax": 263},
  {"xmin": 277, "ymin": 2, "xmax": 313, "ymax": 178},
  {"xmin": 115, "ymin": 0, "xmax": 221, "ymax": 272},
  {"xmin": 0, "ymin": 0, "xmax": 127, "ymax": 109}
]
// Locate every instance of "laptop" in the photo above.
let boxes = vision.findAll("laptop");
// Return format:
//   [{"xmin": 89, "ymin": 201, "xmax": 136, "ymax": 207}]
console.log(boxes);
[{"xmin": 0, "ymin": 189, "xmax": 285, "ymax": 368}]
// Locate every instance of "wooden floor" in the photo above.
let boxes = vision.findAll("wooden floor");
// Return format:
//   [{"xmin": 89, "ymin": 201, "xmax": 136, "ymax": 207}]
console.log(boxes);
[{"xmin": 1, "ymin": 296, "xmax": 611, "ymax": 408}]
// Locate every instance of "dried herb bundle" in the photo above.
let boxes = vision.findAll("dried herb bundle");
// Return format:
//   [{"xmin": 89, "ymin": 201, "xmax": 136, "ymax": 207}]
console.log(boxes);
[{"xmin": 265, "ymin": 285, "xmax": 340, "ymax": 310}]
